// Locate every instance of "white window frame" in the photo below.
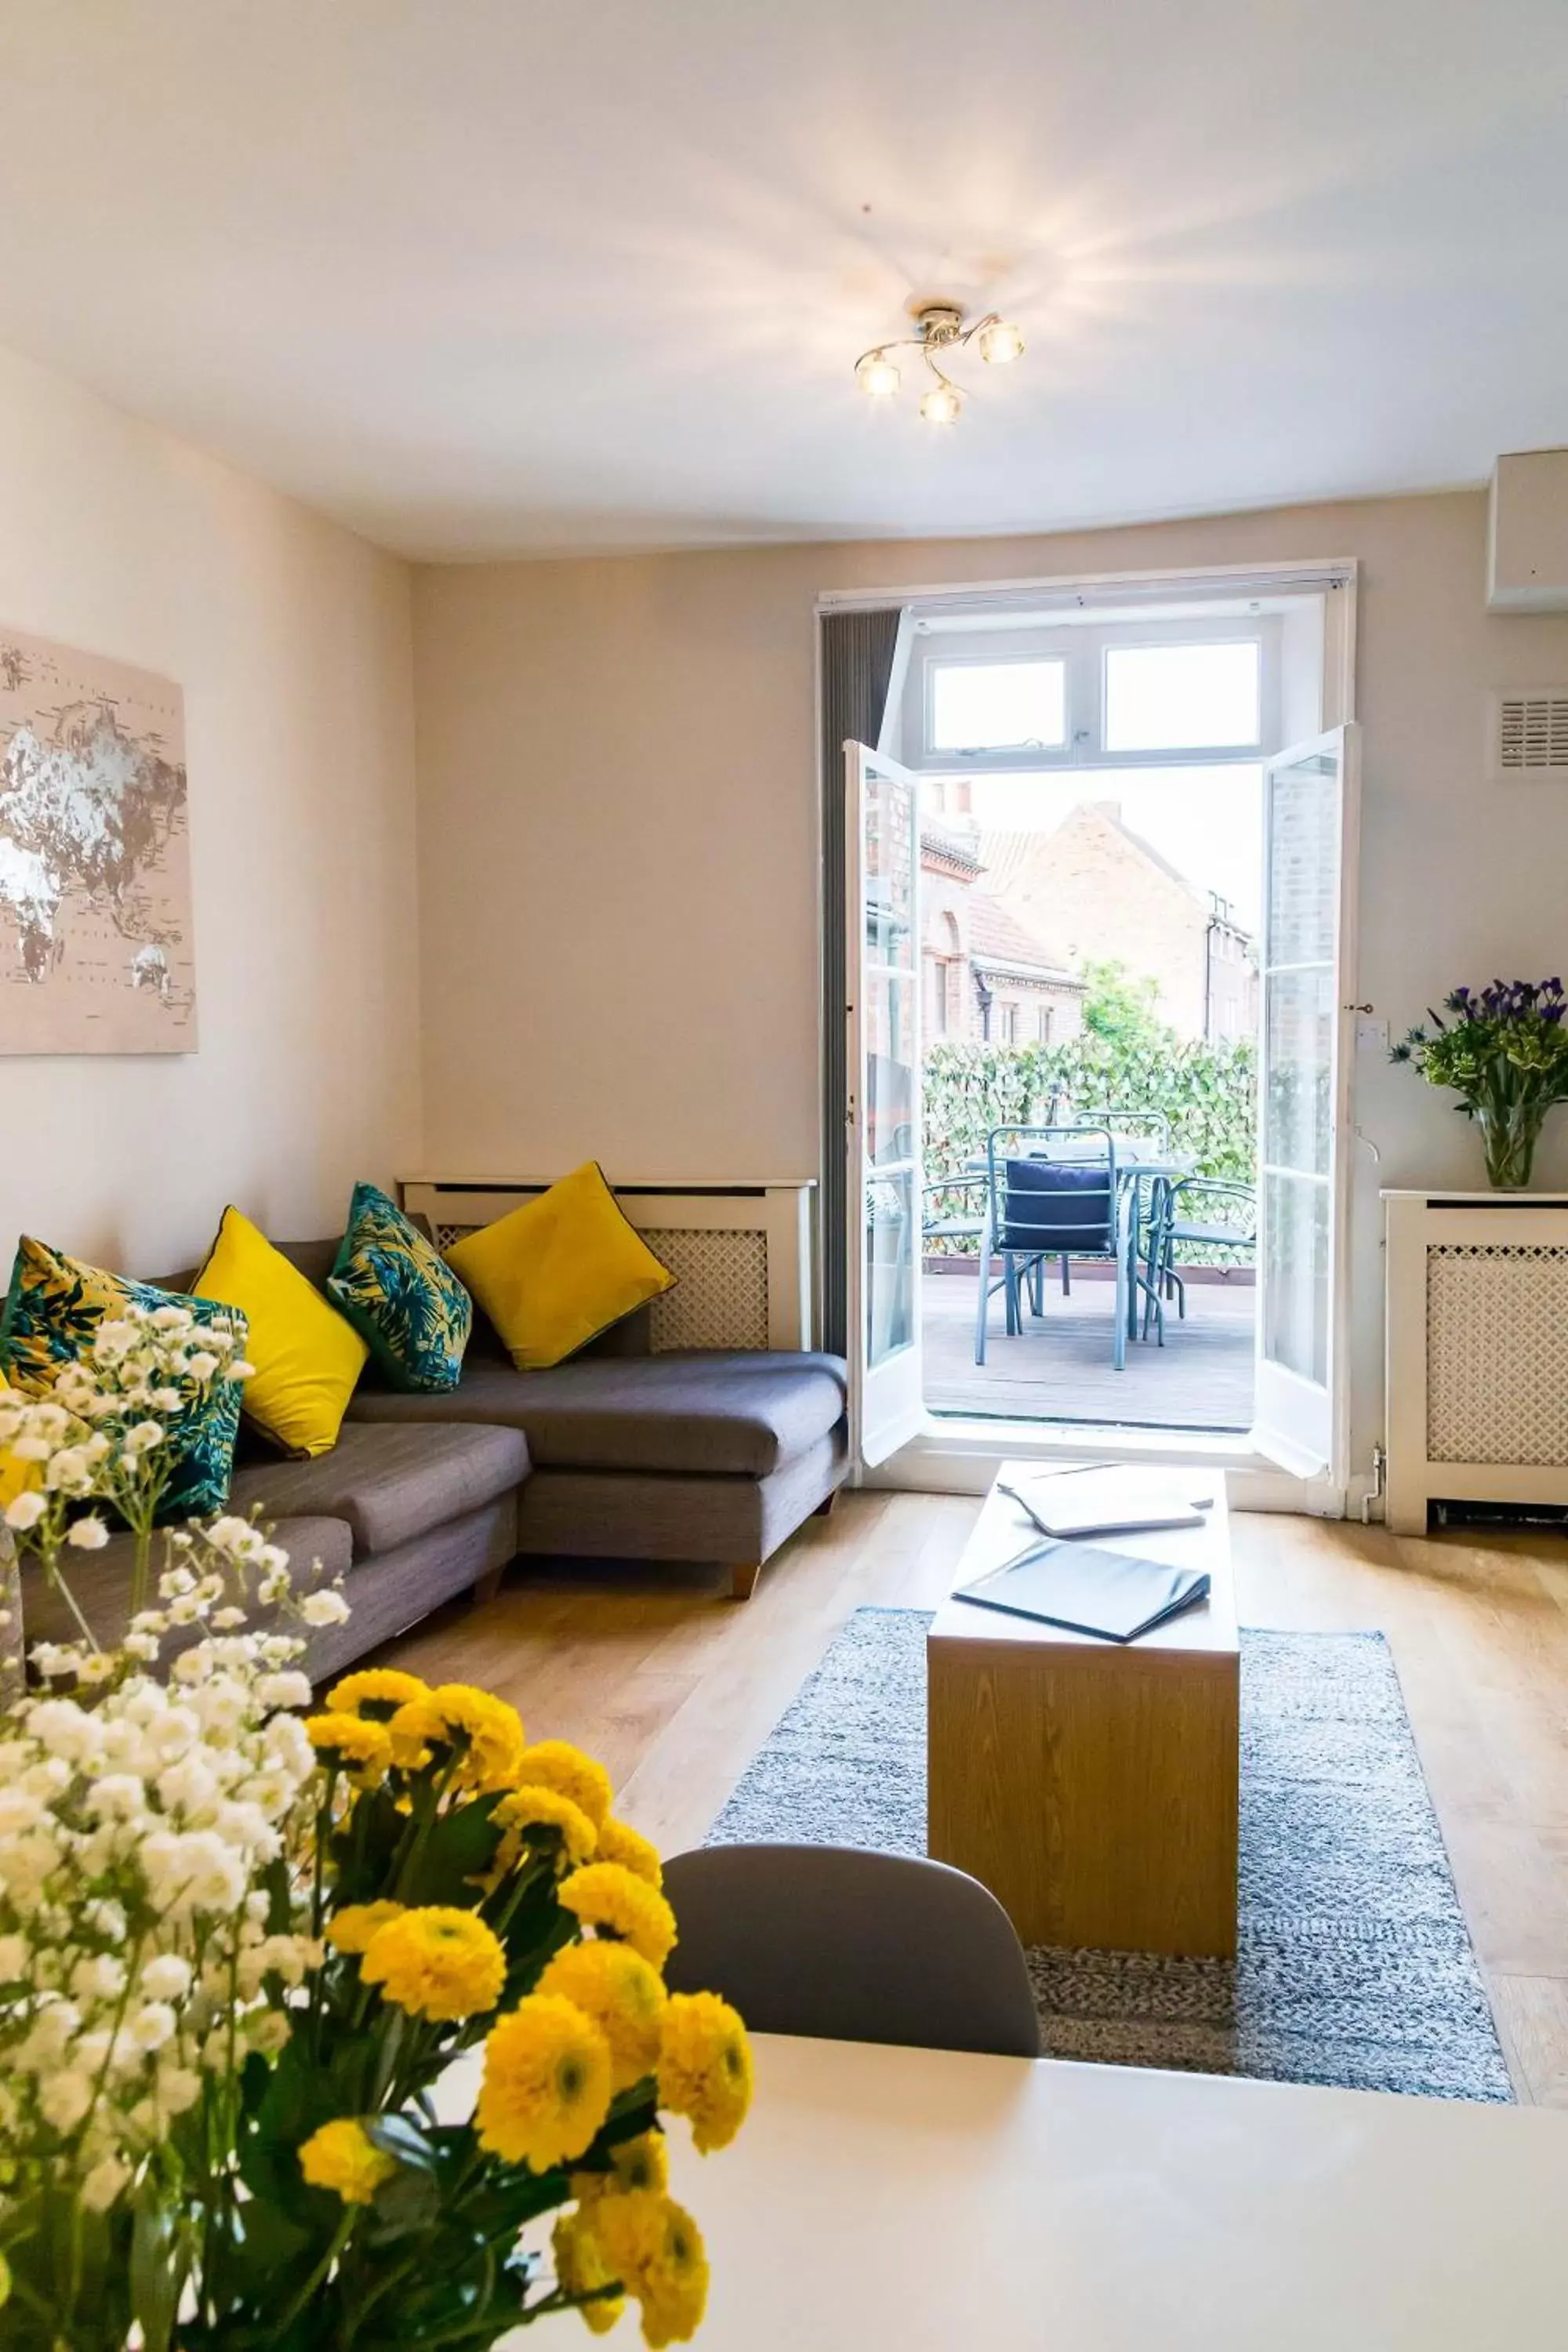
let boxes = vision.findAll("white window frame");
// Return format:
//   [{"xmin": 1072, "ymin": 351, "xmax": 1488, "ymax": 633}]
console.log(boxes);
[{"xmin": 906, "ymin": 613, "xmax": 1283, "ymax": 774}]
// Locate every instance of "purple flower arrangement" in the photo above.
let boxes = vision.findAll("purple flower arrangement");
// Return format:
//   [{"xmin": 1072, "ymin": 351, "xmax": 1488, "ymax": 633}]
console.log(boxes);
[{"xmin": 1391, "ymin": 977, "xmax": 1568, "ymax": 1186}]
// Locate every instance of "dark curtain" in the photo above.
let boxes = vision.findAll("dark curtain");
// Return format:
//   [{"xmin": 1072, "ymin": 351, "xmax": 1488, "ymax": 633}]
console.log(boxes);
[{"xmin": 819, "ymin": 605, "xmax": 904, "ymax": 1359}]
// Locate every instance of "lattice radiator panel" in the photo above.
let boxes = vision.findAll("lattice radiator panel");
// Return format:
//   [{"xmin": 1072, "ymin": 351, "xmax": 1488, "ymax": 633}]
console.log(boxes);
[
  {"xmin": 1427, "ymin": 1243, "xmax": 1568, "ymax": 1465},
  {"xmin": 410, "ymin": 1179, "xmax": 814, "ymax": 1354},
  {"xmin": 1385, "ymin": 1192, "xmax": 1568, "ymax": 1531},
  {"xmin": 430, "ymin": 1221, "xmax": 771, "ymax": 1350}
]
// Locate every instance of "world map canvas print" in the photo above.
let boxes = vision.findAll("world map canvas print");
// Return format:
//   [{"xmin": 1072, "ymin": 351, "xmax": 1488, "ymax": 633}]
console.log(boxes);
[{"xmin": 0, "ymin": 624, "xmax": 194, "ymax": 1053}]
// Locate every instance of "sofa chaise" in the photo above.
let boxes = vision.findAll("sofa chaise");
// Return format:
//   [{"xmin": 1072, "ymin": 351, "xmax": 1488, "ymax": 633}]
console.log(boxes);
[{"xmin": 20, "ymin": 1234, "xmax": 849, "ymax": 1679}]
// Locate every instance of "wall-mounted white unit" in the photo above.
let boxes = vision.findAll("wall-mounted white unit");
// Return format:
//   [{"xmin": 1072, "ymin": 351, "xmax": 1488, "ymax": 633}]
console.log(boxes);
[
  {"xmin": 400, "ymin": 1176, "xmax": 815, "ymax": 1352},
  {"xmin": 1384, "ymin": 1189, "xmax": 1568, "ymax": 1532},
  {"xmin": 1488, "ymin": 451, "xmax": 1568, "ymax": 612}
]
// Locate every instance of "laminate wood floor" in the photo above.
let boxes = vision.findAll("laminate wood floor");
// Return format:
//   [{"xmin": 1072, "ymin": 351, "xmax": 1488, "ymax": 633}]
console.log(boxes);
[{"xmin": 382, "ymin": 1495, "xmax": 1568, "ymax": 2104}]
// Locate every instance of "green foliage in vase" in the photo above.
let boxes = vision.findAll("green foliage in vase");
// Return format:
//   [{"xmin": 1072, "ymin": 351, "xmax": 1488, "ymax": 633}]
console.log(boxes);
[{"xmin": 1390, "ymin": 977, "xmax": 1568, "ymax": 1186}]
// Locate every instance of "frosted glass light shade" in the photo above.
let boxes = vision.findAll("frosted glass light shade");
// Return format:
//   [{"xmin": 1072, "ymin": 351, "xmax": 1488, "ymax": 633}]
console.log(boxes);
[
  {"xmin": 856, "ymin": 353, "xmax": 901, "ymax": 398},
  {"xmin": 978, "ymin": 318, "xmax": 1025, "ymax": 365},
  {"xmin": 919, "ymin": 383, "xmax": 962, "ymax": 425}
]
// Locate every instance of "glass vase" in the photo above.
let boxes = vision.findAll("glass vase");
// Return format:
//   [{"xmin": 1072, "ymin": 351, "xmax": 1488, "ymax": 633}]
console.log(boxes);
[{"xmin": 1475, "ymin": 1099, "xmax": 1546, "ymax": 1189}]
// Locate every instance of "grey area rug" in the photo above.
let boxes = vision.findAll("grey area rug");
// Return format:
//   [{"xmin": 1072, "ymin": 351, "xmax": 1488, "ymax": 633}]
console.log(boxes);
[{"xmin": 706, "ymin": 1609, "xmax": 1513, "ymax": 2103}]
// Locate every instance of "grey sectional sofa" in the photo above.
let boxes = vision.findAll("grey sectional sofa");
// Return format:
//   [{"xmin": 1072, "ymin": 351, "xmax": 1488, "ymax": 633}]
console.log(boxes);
[{"xmin": 20, "ymin": 1235, "xmax": 849, "ymax": 1679}]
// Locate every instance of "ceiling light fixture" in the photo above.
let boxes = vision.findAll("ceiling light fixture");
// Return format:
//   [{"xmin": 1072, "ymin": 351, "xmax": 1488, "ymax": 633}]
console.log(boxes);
[
  {"xmin": 854, "ymin": 299, "xmax": 1025, "ymax": 424},
  {"xmin": 855, "ymin": 351, "xmax": 902, "ymax": 400}
]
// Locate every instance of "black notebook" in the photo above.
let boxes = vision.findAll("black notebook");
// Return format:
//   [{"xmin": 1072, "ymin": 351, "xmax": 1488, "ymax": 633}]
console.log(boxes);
[{"xmin": 955, "ymin": 1537, "xmax": 1211, "ymax": 1644}]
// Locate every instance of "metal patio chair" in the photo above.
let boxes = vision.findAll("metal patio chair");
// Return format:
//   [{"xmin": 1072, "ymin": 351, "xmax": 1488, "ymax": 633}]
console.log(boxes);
[
  {"xmin": 921, "ymin": 1171, "xmax": 989, "ymax": 1254},
  {"xmin": 1047, "ymin": 1109, "xmax": 1171, "ymax": 1308},
  {"xmin": 1143, "ymin": 1174, "xmax": 1258, "ymax": 1338},
  {"xmin": 975, "ymin": 1123, "xmax": 1130, "ymax": 1370}
]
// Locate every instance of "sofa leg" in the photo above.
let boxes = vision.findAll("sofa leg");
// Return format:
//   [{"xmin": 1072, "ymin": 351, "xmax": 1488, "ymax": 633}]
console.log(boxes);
[
  {"xmin": 813, "ymin": 1490, "xmax": 840, "ymax": 1519},
  {"xmin": 474, "ymin": 1562, "xmax": 507, "ymax": 1607},
  {"xmin": 728, "ymin": 1563, "xmax": 762, "ymax": 1602}
]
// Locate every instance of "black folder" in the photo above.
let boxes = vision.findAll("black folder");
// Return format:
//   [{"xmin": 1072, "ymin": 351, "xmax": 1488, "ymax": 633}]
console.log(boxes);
[{"xmin": 955, "ymin": 1537, "xmax": 1210, "ymax": 1643}]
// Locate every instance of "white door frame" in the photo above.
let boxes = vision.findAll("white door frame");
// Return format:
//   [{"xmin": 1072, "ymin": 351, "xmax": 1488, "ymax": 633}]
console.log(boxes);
[
  {"xmin": 845, "ymin": 741, "xmax": 927, "ymax": 1469},
  {"xmin": 1250, "ymin": 723, "xmax": 1359, "ymax": 1488},
  {"xmin": 828, "ymin": 568, "xmax": 1359, "ymax": 1514}
]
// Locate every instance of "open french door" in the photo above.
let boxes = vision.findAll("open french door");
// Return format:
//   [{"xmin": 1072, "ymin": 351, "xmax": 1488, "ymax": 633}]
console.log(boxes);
[
  {"xmin": 845, "ymin": 741, "xmax": 925, "ymax": 1468},
  {"xmin": 1252, "ymin": 724, "xmax": 1360, "ymax": 1485}
]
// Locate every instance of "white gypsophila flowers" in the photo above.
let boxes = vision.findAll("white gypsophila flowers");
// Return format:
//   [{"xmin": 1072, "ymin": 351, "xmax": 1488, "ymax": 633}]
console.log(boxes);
[
  {"xmin": 0, "ymin": 1301, "xmax": 253, "ymax": 1658},
  {"xmin": 0, "ymin": 1531, "xmax": 334, "ymax": 2230},
  {"xmin": 298, "ymin": 1590, "xmax": 351, "ymax": 1628},
  {"xmin": 0, "ymin": 1327, "xmax": 354, "ymax": 2234}
]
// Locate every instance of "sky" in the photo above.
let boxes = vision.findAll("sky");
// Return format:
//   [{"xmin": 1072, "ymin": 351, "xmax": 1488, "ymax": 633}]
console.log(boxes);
[{"xmin": 961, "ymin": 764, "xmax": 1265, "ymax": 931}]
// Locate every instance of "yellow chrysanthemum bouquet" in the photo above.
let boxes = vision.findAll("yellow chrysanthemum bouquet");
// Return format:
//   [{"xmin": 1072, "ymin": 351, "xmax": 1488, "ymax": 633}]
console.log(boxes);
[{"xmin": 175, "ymin": 1669, "xmax": 750, "ymax": 2351}]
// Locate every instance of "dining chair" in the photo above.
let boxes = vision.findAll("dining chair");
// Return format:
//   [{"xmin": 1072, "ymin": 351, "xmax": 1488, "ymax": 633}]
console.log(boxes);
[
  {"xmin": 662, "ymin": 1843, "xmax": 1040, "ymax": 2058},
  {"xmin": 1143, "ymin": 1174, "xmax": 1257, "ymax": 1338},
  {"xmin": 921, "ymin": 1171, "xmax": 989, "ymax": 1254},
  {"xmin": 1056, "ymin": 1109, "xmax": 1171, "ymax": 1318},
  {"xmin": 975, "ymin": 1124, "xmax": 1128, "ymax": 1369}
]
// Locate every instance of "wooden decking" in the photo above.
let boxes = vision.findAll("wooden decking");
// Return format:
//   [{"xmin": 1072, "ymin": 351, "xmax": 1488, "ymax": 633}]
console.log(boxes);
[{"xmin": 922, "ymin": 1265, "xmax": 1256, "ymax": 1431}]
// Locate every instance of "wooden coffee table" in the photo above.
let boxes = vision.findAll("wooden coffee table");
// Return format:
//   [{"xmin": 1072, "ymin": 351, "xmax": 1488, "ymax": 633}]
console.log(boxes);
[{"xmin": 927, "ymin": 1465, "xmax": 1240, "ymax": 1958}]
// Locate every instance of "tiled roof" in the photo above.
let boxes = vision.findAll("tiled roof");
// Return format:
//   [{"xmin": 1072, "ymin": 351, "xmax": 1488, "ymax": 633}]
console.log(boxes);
[
  {"xmin": 966, "ymin": 891, "xmax": 1079, "ymax": 982},
  {"xmin": 974, "ymin": 829, "xmax": 1036, "ymax": 896},
  {"xmin": 920, "ymin": 820, "xmax": 982, "ymax": 872},
  {"xmin": 978, "ymin": 808, "xmax": 1255, "ymax": 949}
]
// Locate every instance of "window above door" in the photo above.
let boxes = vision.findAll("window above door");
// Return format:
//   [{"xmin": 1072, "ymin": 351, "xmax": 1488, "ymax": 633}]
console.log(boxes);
[{"xmin": 903, "ymin": 612, "xmax": 1283, "ymax": 774}]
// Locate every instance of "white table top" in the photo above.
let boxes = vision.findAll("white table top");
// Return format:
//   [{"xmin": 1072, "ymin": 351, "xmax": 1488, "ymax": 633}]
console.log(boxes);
[{"xmin": 666, "ymin": 2034, "xmax": 1568, "ymax": 2350}]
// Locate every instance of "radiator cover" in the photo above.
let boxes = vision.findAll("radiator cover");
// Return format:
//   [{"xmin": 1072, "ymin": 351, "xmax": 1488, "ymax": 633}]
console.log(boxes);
[
  {"xmin": 1384, "ymin": 1190, "xmax": 1568, "ymax": 1530},
  {"xmin": 400, "ymin": 1178, "xmax": 815, "ymax": 1353}
]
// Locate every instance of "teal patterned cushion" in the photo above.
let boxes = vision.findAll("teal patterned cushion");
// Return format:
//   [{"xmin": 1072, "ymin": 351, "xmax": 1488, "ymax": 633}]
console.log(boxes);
[
  {"xmin": 327, "ymin": 1182, "xmax": 472, "ymax": 1393},
  {"xmin": 0, "ymin": 1235, "xmax": 248, "ymax": 1521}
]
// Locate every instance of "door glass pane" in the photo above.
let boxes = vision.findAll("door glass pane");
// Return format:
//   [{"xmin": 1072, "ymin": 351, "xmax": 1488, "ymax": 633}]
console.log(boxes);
[
  {"xmin": 865, "ymin": 971, "xmax": 916, "ymax": 1169},
  {"xmin": 930, "ymin": 660, "xmax": 1066, "ymax": 753},
  {"xmin": 1262, "ymin": 1172, "xmax": 1327, "ymax": 1385},
  {"xmin": 1266, "ymin": 753, "xmax": 1338, "ymax": 965},
  {"xmin": 864, "ymin": 770, "xmax": 915, "ymax": 965},
  {"xmin": 1263, "ymin": 967, "xmax": 1334, "ymax": 1175},
  {"xmin": 866, "ymin": 1167, "xmax": 916, "ymax": 1367},
  {"xmin": 1104, "ymin": 642, "xmax": 1259, "ymax": 751}
]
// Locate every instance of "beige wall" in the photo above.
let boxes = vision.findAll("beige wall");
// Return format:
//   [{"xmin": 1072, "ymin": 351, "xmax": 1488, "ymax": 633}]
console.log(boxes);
[
  {"xmin": 412, "ymin": 490, "xmax": 1568, "ymax": 1476},
  {"xmin": 0, "ymin": 344, "xmax": 419, "ymax": 1278}
]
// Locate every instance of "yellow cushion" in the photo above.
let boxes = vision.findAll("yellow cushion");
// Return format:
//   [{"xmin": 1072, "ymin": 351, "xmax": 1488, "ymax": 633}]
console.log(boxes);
[
  {"xmin": 0, "ymin": 1366, "xmax": 38, "ymax": 1512},
  {"xmin": 445, "ymin": 1162, "xmax": 675, "ymax": 1371},
  {"xmin": 195, "ymin": 1206, "xmax": 367, "ymax": 1457}
]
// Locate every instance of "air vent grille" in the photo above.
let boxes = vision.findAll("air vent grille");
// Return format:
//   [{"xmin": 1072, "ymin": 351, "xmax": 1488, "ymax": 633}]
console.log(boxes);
[{"xmin": 1494, "ymin": 690, "xmax": 1568, "ymax": 776}]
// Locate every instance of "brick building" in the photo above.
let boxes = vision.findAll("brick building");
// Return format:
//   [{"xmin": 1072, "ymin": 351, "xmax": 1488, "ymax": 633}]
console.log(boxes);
[
  {"xmin": 978, "ymin": 801, "xmax": 1257, "ymax": 1043},
  {"xmin": 920, "ymin": 818, "xmax": 1085, "ymax": 1045}
]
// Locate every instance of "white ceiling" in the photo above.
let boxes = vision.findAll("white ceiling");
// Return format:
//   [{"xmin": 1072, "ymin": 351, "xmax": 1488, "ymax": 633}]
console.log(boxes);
[{"xmin": 6, "ymin": 0, "xmax": 1568, "ymax": 560}]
